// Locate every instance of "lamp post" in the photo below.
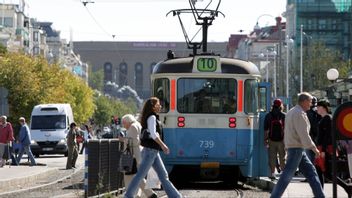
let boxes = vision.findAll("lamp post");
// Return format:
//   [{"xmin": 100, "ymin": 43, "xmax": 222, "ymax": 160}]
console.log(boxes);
[
  {"xmin": 326, "ymin": 68, "xmax": 339, "ymax": 198},
  {"xmin": 286, "ymin": 36, "xmax": 294, "ymax": 112},
  {"xmin": 272, "ymin": 49, "xmax": 277, "ymax": 97},
  {"xmin": 300, "ymin": 25, "xmax": 303, "ymax": 93},
  {"xmin": 300, "ymin": 25, "xmax": 313, "ymax": 92},
  {"xmin": 259, "ymin": 49, "xmax": 270, "ymax": 82},
  {"xmin": 266, "ymin": 51, "xmax": 269, "ymax": 82}
]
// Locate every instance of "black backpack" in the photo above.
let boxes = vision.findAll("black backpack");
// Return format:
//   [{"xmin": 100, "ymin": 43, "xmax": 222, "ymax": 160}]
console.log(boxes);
[{"xmin": 269, "ymin": 115, "xmax": 284, "ymax": 141}]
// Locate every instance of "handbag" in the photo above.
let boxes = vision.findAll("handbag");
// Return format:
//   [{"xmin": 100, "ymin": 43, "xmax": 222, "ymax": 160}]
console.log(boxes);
[
  {"xmin": 140, "ymin": 128, "xmax": 151, "ymax": 141},
  {"xmin": 119, "ymin": 139, "xmax": 134, "ymax": 172},
  {"xmin": 125, "ymin": 158, "xmax": 137, "ymax": 175}
]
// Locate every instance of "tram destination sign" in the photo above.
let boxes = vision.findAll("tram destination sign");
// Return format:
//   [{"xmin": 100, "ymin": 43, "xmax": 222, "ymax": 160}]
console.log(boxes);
[{"xmin": 193, "ymin": 56, "xmax": 221, "ymax": 73}]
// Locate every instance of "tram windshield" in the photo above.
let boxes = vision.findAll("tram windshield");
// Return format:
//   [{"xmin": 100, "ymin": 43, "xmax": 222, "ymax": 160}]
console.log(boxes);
[{"xmin": 177, "ymin": 78, "xmax": 236, "ymax": 114}]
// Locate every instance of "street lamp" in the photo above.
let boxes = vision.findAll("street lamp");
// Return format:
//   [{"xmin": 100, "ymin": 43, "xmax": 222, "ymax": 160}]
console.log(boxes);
[
  {"xmin": 259, "ymin": 50, "xmax": 269, "ymax": 82},
  {"xmin": 259, "ymin": 48, "xmax": 269, "ymax": 82},
  {"xmin": 327, "ymin": 68, "xmax": 339, "ymax": 82},
  {"xmin": 326, "ymin": 68, "xmax": 339, "ymax": 198},
  {"xmin": 260, "ymin": 47, "xmax": 277, "ymax": 84},
  {"xmin": 272, "ymin": 49, "xmax": 277, "ymax": 97},
  {"xmin": 300, "ymin": 25, "xmax": 313, "ymax": 92}
]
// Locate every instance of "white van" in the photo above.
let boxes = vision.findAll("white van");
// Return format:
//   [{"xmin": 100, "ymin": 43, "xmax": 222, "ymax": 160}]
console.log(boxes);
[{"xmin": 30, "ymin": 104, "xmax": 74, "ymax": 157}]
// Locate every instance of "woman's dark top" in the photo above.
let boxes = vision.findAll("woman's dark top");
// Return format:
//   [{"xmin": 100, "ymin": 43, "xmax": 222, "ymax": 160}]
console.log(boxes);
[
  {"xmin": 316, "ymin": 114, "xmax": 332, "ymax": 152},
  {"xmin": 140, "ymin": 113, "xmax": 162, "ymax": 151}
]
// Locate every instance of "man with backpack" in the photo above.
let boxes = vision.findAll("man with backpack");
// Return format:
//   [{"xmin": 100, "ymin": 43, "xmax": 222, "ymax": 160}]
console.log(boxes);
[{"xmin": 264, "ymin": 99, "xmax": 286, "ymax": 179}]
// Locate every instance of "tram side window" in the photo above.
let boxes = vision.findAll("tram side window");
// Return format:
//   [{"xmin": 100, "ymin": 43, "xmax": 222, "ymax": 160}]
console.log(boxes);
[
  {"xmin": 154, "ymin": 78, "xmax": 170, "ymax": 113},
  {"xmin": 244, "ymin": 79, "xmax": 259, "ymax": 114},
  {"xmin": 177, "ymin": 78, "xmax": 236, "ymax": 114}
]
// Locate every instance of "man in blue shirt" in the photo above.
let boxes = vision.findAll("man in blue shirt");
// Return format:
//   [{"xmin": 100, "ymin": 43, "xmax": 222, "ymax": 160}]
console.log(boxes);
[{"xmin": 16, "ymin": 117, "xmax": 36, "ymax": 166}]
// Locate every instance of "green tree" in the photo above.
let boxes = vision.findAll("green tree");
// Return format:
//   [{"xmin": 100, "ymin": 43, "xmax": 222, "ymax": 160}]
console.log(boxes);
[
  {"xmin": 89, "ymin": 69, "xmax": 104, "ymax": 92},
  {"xmin": 92, "ymin": 94, "xmax": 137, "ymax": 127},
  {"xmin": 0, "ymin": 43, "xmax": 7, "ymax": 55},
  {"xmin": 302, "ymin": 42, "xmax": 348, "ymax": 90},
  {"xmin": 0, "ymin": 52, "xmax": 95, "ymax": 125},
  {"xmin": 93, "ymin": 95, "xmax": 114, "ymax": 127}
]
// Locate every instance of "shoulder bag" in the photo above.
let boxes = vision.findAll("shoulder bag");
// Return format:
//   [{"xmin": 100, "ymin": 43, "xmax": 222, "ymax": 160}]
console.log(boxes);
[
  {"xmin": 119, "ymin": 138, "xmax": 134, "ymax": 173},
  {"xmin": 140, "ymin": 128, "xmax": 151, "ymax": 141}
]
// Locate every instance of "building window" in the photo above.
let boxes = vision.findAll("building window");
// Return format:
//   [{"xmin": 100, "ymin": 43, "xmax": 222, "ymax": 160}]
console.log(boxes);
[
  {"xmin": 307, "ymin": 19, "xmax": 313, "ymax": 30},
  {"xmin": 0, "ymin": 17, "xmax": 13, "ymax": 27},
  {"xmin": 318, "ymin": 19, "xmax": 326, "ymax": 30},
  {"xmin": 104, "ymin": 62, "xmax": 113, "ymax": 83},
  {"xmin": 33, "ymin": 47, "xmax": 39, "ymax": 55},
  {"xmin": 135, "ymin": 62, "xmax": 143, "ymax": 95},
  {"xmin": 119, "ymin": 62, "xmax": 128, "ymax": 86},
  {"xmin": 332, "ymin": 20, "xmax": 337, "ymax": 30},
  {"xmin": 33, "ymin": 32, "xmax": 39, "ymax": 42}
]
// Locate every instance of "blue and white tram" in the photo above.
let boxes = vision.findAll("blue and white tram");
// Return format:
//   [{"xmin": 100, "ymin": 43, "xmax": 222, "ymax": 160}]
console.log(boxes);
[{"xmin": 151, "ymin": 54, "xmax": 271, "ymax": 182}]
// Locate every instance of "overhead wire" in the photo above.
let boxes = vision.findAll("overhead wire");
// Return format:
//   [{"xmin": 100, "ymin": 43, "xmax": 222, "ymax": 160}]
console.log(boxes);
[
  {"xmin": 80, "ymin": 1, "xmax": 126, "ymax": 87},
  {"xmin": 83, "ymin": 5, "xmax": 112, "ymax": 39}
]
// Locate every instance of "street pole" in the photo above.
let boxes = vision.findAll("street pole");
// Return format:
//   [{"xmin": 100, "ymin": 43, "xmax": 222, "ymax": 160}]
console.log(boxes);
[
  {"xmin": 274, "ymin": 46, "xmax": 277, "ymax": 98},
  {"xmin": 266, "ymin": 50, "xmax": 269, "ymax": 82},
  {"xmin": 300, "ymin": 24, "xmax": 303, "ymax": 93},
  {"xmin": 286, "ymin": 36, "xmax": 290, "ymax": 112}
]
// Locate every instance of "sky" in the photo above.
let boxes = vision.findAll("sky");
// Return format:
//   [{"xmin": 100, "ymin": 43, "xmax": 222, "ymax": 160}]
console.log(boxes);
[{"xmin": 26, "ymin": 0, "xmax": 286, "ymax": 42}]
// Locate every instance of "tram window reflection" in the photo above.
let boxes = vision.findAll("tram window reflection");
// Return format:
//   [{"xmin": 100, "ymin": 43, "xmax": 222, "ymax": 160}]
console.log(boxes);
[
  {"xmin": 154, "ymin": 78, "xmax": 170, "ymax": 113},
  {"xmin": 177, "ymin": 78, "xmax": 237, "ymax": 114}
]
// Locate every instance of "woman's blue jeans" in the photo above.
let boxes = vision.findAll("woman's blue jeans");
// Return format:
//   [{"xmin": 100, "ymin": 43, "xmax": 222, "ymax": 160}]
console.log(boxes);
[
  {"xmin": 124, "ymin": 147, "xmax": 181, "ymax": 198},
  {"xmin": 271, "ymin": 148, "xmax": 325, "ymax": 198}
]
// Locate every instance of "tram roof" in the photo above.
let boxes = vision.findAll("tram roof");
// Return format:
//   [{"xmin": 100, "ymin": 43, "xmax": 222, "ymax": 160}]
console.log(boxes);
[{"xmin": 153, "ymin": 57, "xmax": 260, "ymax": 75}]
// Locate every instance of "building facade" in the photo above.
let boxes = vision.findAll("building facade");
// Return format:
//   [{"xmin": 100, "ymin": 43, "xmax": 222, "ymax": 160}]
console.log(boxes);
[
  {"xmin": 286, "ymin": 0, "xmax": 352, "ymax": 60},
  {"xmin": 73, "ymin": 41, "xmax": 227, "ymax": 99}
]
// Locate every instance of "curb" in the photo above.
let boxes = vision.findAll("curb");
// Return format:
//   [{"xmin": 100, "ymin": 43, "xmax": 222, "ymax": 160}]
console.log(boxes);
[
  {"xmin": 0, "ymin": 166, "xmax": 58, "ymax": 195},
  {"xmin": 0, "ymin": 166, "xmax": 81, "ymax": 197}
]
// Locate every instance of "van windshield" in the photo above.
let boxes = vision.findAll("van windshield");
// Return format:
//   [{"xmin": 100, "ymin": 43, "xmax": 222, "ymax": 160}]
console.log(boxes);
[{"xmin": 31, "ymin": 115, "xmax": 66, "ymax": 130}]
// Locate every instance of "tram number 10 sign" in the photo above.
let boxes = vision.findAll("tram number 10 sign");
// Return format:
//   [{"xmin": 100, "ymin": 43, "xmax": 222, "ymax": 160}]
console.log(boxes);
[{"xmin": 196, "ymin": 57, "xmax": 218, "ymax": 72}]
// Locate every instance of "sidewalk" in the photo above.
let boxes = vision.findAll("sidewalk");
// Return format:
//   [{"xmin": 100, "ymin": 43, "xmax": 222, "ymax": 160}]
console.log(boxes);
[
  {"xmin": 257, "ymin": 175, "xmax": 350, "ymax": 198},
  {"xmin": 1, "ymin": 159, "xmax": 350, "ymax": 197},
  {"xmin": 0, "ymin": 163, "xmax": 58, "ymax": 193},
  {"xmin": 0, "ymin": 154, "xmax": 84, "ymax": 195}
]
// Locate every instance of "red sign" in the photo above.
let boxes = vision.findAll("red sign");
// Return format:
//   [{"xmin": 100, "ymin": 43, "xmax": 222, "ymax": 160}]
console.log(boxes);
[{"xmin": 334, "ymin": 102, "xmax": 352, "ymax": 139}]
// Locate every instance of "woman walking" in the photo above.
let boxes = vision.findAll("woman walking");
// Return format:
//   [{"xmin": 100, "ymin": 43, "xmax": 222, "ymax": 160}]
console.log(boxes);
[
  {"xmin": 121, "ymin": 114, "xmax": 157, "ymax": 198},
  {"xmin": 315, "ymin": 100, "xmax": 333, "ymax": 188},
  {"xmin": 124, "ymin": 97, "xmax": 182, "ymax": 198}
]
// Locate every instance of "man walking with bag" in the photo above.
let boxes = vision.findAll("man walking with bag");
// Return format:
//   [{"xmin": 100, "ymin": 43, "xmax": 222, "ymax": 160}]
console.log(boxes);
[
  {"xmin": 271, "ymin": 92, "xmax": 324, "ymax": 198},
  {"xmin": 264, "ymin": 99, "xmax": 286, "ymax": 179}
]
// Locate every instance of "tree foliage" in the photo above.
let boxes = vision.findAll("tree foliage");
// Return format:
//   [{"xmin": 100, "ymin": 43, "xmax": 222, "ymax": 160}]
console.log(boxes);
[
  {"xmin": 0, "ymin": 52, "xmax": 95, "ymax": 124},
  {"xmin": 92, "ymin": 93, "xmax": 137, "ymax": 127},
  {"xmin": 88, "ymin": 69, "xmax": 104, "ymax": 92},
  {"xmin": 301, "ymin": 42, "xmax": 351, "ymax": 91}
]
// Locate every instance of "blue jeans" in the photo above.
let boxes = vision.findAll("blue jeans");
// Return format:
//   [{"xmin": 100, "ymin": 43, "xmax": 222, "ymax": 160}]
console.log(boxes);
[
  {"xmin": 124, "ymin": 147, "xmax": 181, "ymax": 198},
  {"xmin": 271, "ymin": 148, "xmax": 324, "ymax": 198},
  {"xmin": 305, "ymin": 149, "xmax": 315, "ymax": 163},
  {"xmin": 16, "ymin": 145, "xmax": 36, "ymax": 166}
]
